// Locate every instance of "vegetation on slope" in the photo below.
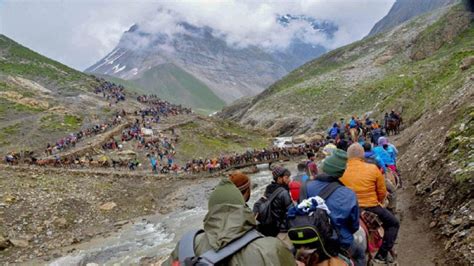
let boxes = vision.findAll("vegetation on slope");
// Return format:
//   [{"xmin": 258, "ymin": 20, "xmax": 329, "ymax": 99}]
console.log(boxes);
[
  {"xmin": 132, "ymin": 63, "xmax": 225, "ymax": 114},
  {"xmin": 175, "ymin": 117, "xmax": 269, "ymax": 161},
  {"xmin": 0, "ymin": 35, "xmax": 129, "ymax": 154},
  {"xmin": 228, "ymin": 4, "xmax": 472, "ymax": 135}
]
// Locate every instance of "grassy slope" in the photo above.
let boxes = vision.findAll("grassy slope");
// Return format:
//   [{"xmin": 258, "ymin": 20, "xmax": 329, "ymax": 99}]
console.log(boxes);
[
  {"xmin": 132, "ymin": 63, "xmax": 225, "ymax": 114},
  {"xmin": 94, "ymin": 74, "xmax": 148, "ymax": 95},
  {"xmin": 175, "ymin": 117, "xmax": 269, "ymax": 162},
  {"xmin": 242, "ymin": 5, "xmax": 472, "ymax": 129},
  {"xmin": 0, "ymin": 35, "xmax": 129, "ymax": 154}
]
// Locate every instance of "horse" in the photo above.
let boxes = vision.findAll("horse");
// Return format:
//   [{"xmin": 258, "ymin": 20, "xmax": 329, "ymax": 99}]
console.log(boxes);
[
  {"xmin": 349, "ymin": 127, "xmax": 359, "ymax": 142},
  {"xmin": 386, "ymin": 117, "xmax": 402, "ymax": 136}
]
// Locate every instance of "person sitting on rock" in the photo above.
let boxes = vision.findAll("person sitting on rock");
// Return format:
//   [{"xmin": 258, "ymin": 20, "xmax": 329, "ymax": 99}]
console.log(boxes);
[{"xmin": 163, "ymin": 179, "xmax": 295, "ymax": 266}]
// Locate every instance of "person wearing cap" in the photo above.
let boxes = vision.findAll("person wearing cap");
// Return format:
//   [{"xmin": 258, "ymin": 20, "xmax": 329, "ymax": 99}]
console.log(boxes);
[
  {"xmin": 260, "ymin": 166, "xmax": 292, "ymax": 238},
  {"xmin": 229, "ymin": 171, "xmax": 251, "ymax": 202},
  {"xmin": 302, "ymin": 149, "xmax": 363, "ymax": 265},
  {"xmin": 164, "ymin": 179, "xmax": 295, "ymax": 266},
  {"xmin": 341, "ymin": 143, "xmax": 399, "ymax": 264}
]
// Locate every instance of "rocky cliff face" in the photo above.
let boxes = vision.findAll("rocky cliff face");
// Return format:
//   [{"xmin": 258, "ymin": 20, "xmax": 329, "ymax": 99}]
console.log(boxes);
[
  {"xmin": 368, "ymin": 0, "xmax": 457, "ymax": 36},
  {"xmin": 86, "ymin": 18, "xmax": 334, "ymax": 104}
]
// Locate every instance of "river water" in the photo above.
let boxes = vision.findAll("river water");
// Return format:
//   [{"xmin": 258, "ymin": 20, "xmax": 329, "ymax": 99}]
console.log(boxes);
[{"xmin": 50, "ymin": 163, "xmax": 294, "ymax": 265}]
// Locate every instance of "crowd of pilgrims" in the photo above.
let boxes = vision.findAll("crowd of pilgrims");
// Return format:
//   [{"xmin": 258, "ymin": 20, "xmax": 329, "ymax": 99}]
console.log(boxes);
[
  {"xmin": 44, "ymin": 111, "xmax": 126, "ymax": 156},
  {"xmin": 91, "ymin": 76, "xmax": 126, "ymax": 105},
  {"xmin": 136, "ymin": 95, "xmax": 192, "ymax": 117}
]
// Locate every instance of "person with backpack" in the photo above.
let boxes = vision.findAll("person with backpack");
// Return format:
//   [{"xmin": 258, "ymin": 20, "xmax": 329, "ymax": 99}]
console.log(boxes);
[
  {"xmin": 253, "ymin": 166, "xmax": 292, "ymax": 238},
  {"xmin": 289, "ymin": 162, "xmax": 309, "ymax": 202},
  {"xmin": 306, "ymin": 152, "xmax": 318, "ymax": 179},
  {"xmin": 340, "ymin": 143, "xmax": 399, "ymax": 265},
  {"xmin": 164, "ymin": 179, "xmax": 295, "ymax": 266},
  {"xmin": 293, "ymin": 149, "xmax": 364, "ymax": 266}
]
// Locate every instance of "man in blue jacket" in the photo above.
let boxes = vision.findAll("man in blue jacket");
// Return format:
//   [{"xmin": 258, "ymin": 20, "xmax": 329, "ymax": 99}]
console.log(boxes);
[{"xmin": 303, "ymin": 149, "xmax": 364, "ymax": 265}]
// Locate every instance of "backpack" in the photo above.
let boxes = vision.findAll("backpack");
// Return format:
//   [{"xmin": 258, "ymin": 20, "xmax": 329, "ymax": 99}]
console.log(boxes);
[
  {"xmin": 288, "ymin": 182, "xmax": 342, "ymax": 261},
  {"xmin": 252, "ymin": 187, "xmax": 285, "ymax": 226},
  {"xmin": 178, "ymin": 229, "xmax": 262, "ymax": 266},
  {"xmin": 329, "ymin": 127, "xmax": 339, "ymax": 138}
]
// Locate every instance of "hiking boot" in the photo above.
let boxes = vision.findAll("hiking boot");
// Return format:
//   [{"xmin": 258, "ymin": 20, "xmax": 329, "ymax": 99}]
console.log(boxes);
[{"xmin": 372, "ymin": 252, "xmax": 395, "ymax": 265}]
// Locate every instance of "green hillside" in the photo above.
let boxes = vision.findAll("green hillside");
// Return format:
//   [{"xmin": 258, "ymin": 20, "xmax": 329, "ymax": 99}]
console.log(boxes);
[
  {"xmin": 132, "ymin": 63, "xmax": 225, "ymax": 114},
  {"xmin": 94, "ymin": 74, "xmax": 148, "ymax": 95},
  {"xmin": 0, "ymin": 35, "xmax": 134, "ymax": 154},
  {"xmin": 223, "ymin": 4, "xmax": 472, "ymax": 134}
]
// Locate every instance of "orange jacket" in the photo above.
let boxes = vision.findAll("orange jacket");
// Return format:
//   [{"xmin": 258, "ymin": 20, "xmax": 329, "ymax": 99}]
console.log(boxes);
[{"xmin": 340, "ymin": 158, "xmax": 387, "ymax": 207}]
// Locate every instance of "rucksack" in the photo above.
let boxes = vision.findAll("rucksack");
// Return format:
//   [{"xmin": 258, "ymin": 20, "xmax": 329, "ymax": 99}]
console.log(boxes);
[
  {"xmin": 329, "ymin": 127, "xmax": 339, "ymax": 138},
  {"xmin": 288, "ymin": 182, "xmax": 341, "ymax": 261},
  {"xmin": 178, "ymin": 229, "xmax": 262, "ymax": 266},
  {"xmin": 252, "ymin": 187, "xmax": 285, "ymax": 226}
]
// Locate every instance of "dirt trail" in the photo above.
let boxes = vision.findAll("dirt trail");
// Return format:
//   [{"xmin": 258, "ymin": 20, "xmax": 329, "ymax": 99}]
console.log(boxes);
[{"xmin": 396, "ymin": 185, "xmax": 441, "ymax": 266}]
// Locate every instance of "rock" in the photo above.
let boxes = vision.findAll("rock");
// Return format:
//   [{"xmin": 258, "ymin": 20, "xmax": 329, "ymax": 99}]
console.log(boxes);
[
  {"xmin": 4, "ymin": 195, "xmax": 16, "ymax": 204},
  {"xmin": 0, "ymin": 235, "xmax": 11, "ymax": 250},
  {"xmin": 10, "ymin": 239, "xmax": 29, "ymax": 248},
  {"xmin": 114, "ymin": 220, "xmax": 129, "ymax": 227},
  {"xmin": 460, "ymin": 56, "xmax": 474, "ymax": 70},
  {"xmin": 99, "ymin": 202, "xmax": 117, "ymax": 211},
  {"xmin": 449, "ymin": 217, "xmax": 463, "ymax": 226},
  {"xmin": 429, "ymin": 221, "xmax": 437, "ymax": 228},
  {"xmin": 54, "ymin": 217, "xmax": 69, "ymax": 229},
  {"xmin": 374, "ymin": 55, "xmax": 393, "ymax": 66}
]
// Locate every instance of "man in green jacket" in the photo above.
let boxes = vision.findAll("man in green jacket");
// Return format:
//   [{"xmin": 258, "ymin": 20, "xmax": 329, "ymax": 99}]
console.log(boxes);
[{"xmin": 164, "ymin": 179, "xmax": 295, "ymax": 265}]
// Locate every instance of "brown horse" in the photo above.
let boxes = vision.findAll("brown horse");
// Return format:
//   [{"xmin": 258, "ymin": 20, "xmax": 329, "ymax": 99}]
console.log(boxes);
[{"xmin": 386, "ymin": 118, "xmax": 402, "ymax": 135}]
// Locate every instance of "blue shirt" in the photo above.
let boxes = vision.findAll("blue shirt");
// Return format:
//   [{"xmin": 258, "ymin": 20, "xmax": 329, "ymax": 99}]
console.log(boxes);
[{"xmin": 304, "ymin": 178, "xmax": 359, "ymax": 248}]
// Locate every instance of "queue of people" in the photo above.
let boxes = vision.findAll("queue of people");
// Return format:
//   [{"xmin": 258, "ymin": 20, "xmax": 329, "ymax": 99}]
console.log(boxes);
[
  {"xmin": 44, "ymin": 112, "xmax": 125, "ymax": 156},
  {"xmin": 167, "ymin": 134, "xmax": 401, "ymax": 266}
]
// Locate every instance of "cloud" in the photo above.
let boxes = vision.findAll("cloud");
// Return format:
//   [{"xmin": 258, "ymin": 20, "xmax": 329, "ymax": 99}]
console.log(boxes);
[{"xmin": 0, "ymin": 0, "xmax": 394, "ymax": 70}]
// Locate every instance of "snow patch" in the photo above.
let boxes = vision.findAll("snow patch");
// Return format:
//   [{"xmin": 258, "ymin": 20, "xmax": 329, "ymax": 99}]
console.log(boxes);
[
  {"xmin": 91, "ymin": 49, "xmax": 127, "ymax": 72},
  {"xmin": 131, "ymin": 68, "xmax": 139, "ymax": 76},
  {"xmin": 113, "ymin": 64, "xmax": 126, "ymax": 74}
]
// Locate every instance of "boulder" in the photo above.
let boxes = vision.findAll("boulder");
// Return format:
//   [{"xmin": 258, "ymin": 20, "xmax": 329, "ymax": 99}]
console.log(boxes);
[
  {"xmin": 10, "ymin": 239, "xmax": 29, "ymax": 248},
  {"xmin": 0, "ymin": 236, "xmax": 11, "ymax": 250},
  {"xmin": 99, "ymin": 202, "xmax": 117, "ymax": 211},
  {"xmin": 54, "ymin": 217, "xmax": 69, "ymax": 229},
  {"xmin": 460, "ymin": 56, "xmax": 474, "ymax": 71}
]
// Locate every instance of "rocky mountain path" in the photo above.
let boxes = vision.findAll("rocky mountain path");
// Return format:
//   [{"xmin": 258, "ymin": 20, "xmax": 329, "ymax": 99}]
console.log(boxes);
[{"xmin": 397, "ymin": 185, "xmax": 441, "ymax": 265}]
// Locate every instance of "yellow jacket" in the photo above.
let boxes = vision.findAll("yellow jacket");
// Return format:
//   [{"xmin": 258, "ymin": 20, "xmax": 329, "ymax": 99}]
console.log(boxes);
[{"xmin": 340, "ymin": 158, "xmax": 387, "ymax": 207}]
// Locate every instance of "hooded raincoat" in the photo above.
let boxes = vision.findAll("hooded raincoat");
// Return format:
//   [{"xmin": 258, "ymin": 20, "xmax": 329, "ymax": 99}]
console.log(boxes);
[{"xmin": 164, "ymin": 179, "xmax": 295, "ymax": 266}]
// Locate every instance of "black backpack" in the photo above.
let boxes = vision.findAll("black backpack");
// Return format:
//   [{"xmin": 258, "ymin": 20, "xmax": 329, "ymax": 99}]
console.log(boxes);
[
  {"xmin": 178, "ymin": 229, "xmax": 262, "ymax": 266},
  {"xmin": 252, "ymin": 187, "xmax": 285, "ymax": 226},
  {"xmin": 288, "ymin": 182, "xmax": 341, "ymax": 260}
]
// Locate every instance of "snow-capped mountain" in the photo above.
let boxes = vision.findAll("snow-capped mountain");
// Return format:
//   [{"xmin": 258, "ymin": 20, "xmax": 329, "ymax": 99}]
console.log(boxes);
[{"xmin": 86, "ymin": 15, "xmax": 338, "ymax": 104}]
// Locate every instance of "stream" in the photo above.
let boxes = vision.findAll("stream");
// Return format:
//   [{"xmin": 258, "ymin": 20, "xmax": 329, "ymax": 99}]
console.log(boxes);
[{"xmin": 50, "ymin": 163, "xmax": 293, "ymax": 265}]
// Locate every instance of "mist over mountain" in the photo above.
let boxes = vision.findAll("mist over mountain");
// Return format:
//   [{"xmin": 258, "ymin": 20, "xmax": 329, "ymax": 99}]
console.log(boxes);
[{"xmin": 86, "ymin": 12, "xmax": 340, "ymax": 105}]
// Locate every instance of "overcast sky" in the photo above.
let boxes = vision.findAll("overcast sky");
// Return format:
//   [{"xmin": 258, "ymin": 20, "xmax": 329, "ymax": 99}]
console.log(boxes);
[{"xmin": 0, "ymin": 0, "xmax": 394, "ymax": 71}]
